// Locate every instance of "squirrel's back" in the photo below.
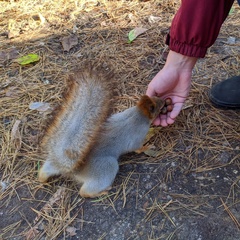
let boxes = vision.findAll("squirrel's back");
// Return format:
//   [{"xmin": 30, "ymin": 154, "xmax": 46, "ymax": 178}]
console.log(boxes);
[
  {"xmin": 88, "ymin": 95, "xmax": 164, "ymax": 158},
  {"xmin": 42, "ymin": 65, "xmax": 114, "ymax": 170}
]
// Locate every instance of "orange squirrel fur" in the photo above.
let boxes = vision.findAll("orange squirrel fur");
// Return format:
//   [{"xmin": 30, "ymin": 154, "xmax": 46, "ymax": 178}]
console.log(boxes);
[
  {"xmin": 39, "ymin": 66, "xmax": 164, "ymax": 198},
  {"xmin": 40, "ymin": 67, "xmax": 113, "ymax": 170}
]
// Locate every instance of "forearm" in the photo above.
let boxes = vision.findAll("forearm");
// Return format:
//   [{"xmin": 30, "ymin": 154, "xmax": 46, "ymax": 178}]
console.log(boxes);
[
  {"xmin": 165, "ymin": 50, "xmax": 198, "ymax": 71},
  {"xmin": 166, "ymin": 0, "xmax": 234, "ymax": 58}
]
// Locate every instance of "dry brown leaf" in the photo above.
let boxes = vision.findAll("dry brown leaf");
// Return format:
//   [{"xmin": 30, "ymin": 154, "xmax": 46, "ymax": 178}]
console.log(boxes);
[
  {"xmin": 48, "ymin": 187, "xmax": 65, "ymax": 205},
  {"xmin": 32, "ymin": 13, "xmax": 46, "ymax": 25},
  {"xmin": 11, "ymin": 120, "xmax": 22, "ymax": 150},
  {"xmin": 66, "ymin": 226, "xmax": 78, "ymax": 236},
  {"xmin": 144, "ymin": 127, "xmax": 161, "ymax": 143},
  {"xmin": 24, "ymin": 227, "xmax": 39, "ymax": 240},
  {"xmin": 148, "ymin": 15, "xmax": 161, "ymax": 24},
  {"xmin": 143, "ymin": 201, "xmax": 149, "ymax": 209},
  {"xmin": 0, "ymin": 48, "xmax": 19, "ymax": 63},
  {"xmin": 135, "ymin": 144, "xmax": 160, "ymax": 157},
  {"xmin": 135, "ymin": 127, "xmax": 161, "ymax": 154},
  {"xmin": 8, "ymin": 19, "xmax": 20, "ymax": 39},
  {"xmin": 5, "ymin": 87, "xmax": 18, "ymax": 97},
  {"xmin": 33, "ymin": 187, "xmax": 66, "ymax": 224},
  {"xmin": 135, "ymin": 145, "xmax": 152, "ymax": 154},
  {"xmin": 61, "ymin": 35, "xmax": 78, "ymax": 52},
  {"xmin": 23, "ymin": 187, "xmax": 66, "ymax": 239},
  {"xmin": 143, "ymin": 147, "xmax": 161, "ymax": 157},
  {"xmin": 182, "ymin": 99, "xmax": 193, "ymax": 110}
]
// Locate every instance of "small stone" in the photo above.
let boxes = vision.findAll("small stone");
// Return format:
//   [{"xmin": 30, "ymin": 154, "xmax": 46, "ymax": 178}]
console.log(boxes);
[
  {"xmin": 233, "ymin": 170, "xmax": 238, "ymax": 174},
  {"xmin": 171, "ymin": 162, "xmax": 176, "ymax": 167},
  {"xmin": 223, "ymin": 177, "xmax": 229, "ymax": 182}
]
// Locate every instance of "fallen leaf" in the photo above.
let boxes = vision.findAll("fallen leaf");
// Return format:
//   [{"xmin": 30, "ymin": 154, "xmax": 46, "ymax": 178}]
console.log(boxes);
[
  {"xmin": 135, "ymin": 127, "xmax": 161, "ymax": 154},
  {"xmin": 143, "ymin": 201, "xmax": 149, "ymax": 209},
  {"xmin": 0, "ymin": 48, "xmax": 19, "ymax": 62},
  {"xmin": 31, "ymin": 187, "xmax": 66, "ymax": 225},
  {"xmin": 66, "ymin": 226, "xmax": 77, "ymax": 236},
  {"xmin": 29, "ymin": 102, "xmax": 50, "ymax": 112},
  {"xmin": 32, "ymin": 13, "xmax": 46, "ymax": 25},
  {"xmin": 229, "ymin": 7, "xmax": 234, "ymax": 15},
  {"xmin": 61, "ymin": 35, "xmax": 78, "ymax": 52},
  {"xmin": 128, "ymin": 27, "xmax": 148, "ymax": 43},
  {"xmin": 16, "ymin": 54, "xmax": 40, "ymax": 65},
  {"xmin": 144, "ymin": 127, "xmax": 161, "ymax": 143},
  {"xmin": 8, "ymin": 30, "xmax": 20, "ymax": 39},
  {"xmin": 128, "ymin": 13, "xmax": 136, "ymax": 23},
  {"xmin": 100, "ymin": 21, "xmax": 107, "ymax": 27},
  {"xmin": 8, "ymin": 19, "xmax": 20, "ymax": 39},
  {"xmin": 11, "ymin": 120, "xmax": 22, "ymax": 150},
  {"xmin": 73, "ymin": 25, "xmax": 78, "ymax": 33},
  {"xmin": 5, "ymin": 87, "xmax": 18, "ymax": 97},
  {"xmin": 0, "ymin": 52, "xmax": 5, "ymax": 60},
  {"xmin": 48, "ymin": 187, "xmax": 65, "ymax": 206},
  {"xmin": 135, "ymin": 143, "xmax": 160, "ymax": 157},
  {"xmin": 8, "ymin": 48, "xmax": 19, "ymax": 59},
  {"xmin": 143, "ymin": 148, "xmax": 161, "ymax": 157},
  {"xmin": 135, "ymin": 145, "xmax": 152, "ymax": 154},
  {"xmin": 0, "ymin": 181, "xmax": 9, "ymax": 192},
  {"xmin": 227, "ymin": 36, "xmax": 236, "ymax": 44},
  {"xmin": 24, "ymin": 227, "xmax": 39, "ymax": 240},
  {"xmin": 148, "ymin": 15, "xmax": 161, "ymax": 24},
  {"xmin": 182, "ymin": 99, "xmax": 193, "ymax": 110}
]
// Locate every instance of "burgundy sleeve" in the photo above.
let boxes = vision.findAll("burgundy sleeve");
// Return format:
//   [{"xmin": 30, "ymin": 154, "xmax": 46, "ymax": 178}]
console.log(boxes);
[{"xmin": 166, "ymin": 0, "xmax": 234, "ymax": 58}]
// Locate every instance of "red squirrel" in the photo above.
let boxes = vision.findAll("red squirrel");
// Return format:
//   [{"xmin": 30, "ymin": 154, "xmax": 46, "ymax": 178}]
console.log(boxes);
[{"xmin": 39, "ymin": 66, "xmax": 164, "ymax": 198}]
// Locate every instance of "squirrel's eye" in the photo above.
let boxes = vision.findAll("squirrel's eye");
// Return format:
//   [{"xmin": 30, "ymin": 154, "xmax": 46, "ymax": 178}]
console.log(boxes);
[{"xmin": 150, "ymin": 105, "xmax": 155, "ymax": 113}]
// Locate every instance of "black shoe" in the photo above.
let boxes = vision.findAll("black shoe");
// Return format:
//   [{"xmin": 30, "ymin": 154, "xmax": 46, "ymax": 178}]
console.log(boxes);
[{"xmin": 209, "ymin": 76, "xmax": 240, "ymax": 109}]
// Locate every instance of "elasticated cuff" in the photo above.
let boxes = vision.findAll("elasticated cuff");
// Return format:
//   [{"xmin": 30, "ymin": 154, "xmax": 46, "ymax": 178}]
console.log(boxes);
[{"xmin": 166, "ymin": 34, "xmax": 207, "ymax": 58}]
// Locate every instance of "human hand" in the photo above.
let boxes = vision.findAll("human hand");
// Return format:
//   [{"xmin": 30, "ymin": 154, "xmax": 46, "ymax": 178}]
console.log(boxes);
[{"xmin": 146, "ymin": 51, "xmax": 198, "ymax": 127}]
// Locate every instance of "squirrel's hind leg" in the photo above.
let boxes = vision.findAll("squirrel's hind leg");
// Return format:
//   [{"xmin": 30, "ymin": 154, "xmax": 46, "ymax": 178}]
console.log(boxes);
[
  {"xmin": 38, "ymin": 160, "xmax": 61, "ymax": 182},
  {"xmin": 80, "ymin": 186, "xmax": 112, "ymax": 198},
  {"xmin": 78, "ymin": 157, "xmax": 119, "ymax": 198}
]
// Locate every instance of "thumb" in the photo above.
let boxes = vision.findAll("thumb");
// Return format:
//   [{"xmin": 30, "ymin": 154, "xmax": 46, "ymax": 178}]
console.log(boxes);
[
  {"xmin": 146, "ymin": 85, "xmax": 156, "ymax": 97},
  {"xmin": 169, "ymin": 102, "xmax": 183, "ymax": 119}
]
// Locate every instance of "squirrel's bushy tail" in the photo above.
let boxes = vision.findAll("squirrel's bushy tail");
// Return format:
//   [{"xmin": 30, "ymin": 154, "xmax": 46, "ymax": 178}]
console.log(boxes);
[{"xmin": 42, "ymin": 65, "xmax": 114, "ymax": 169}]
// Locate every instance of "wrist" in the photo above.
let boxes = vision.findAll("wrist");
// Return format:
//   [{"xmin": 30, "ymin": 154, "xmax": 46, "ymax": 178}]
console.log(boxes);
[{"xmin": 165, "ymin": 50, "xmax": 198, "ymax": 71}]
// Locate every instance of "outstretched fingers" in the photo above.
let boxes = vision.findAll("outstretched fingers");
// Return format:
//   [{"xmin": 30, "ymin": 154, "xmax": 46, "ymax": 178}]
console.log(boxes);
[{"xmin": 152, "ymin": 101, "xmax": 184, "ymax": 127}]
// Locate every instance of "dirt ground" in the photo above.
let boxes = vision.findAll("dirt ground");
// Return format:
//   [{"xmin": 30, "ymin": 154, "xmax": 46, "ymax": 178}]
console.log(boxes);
[{"xmin": 0, "ymin": 0, "xmax": 240, "ymax": 239}]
